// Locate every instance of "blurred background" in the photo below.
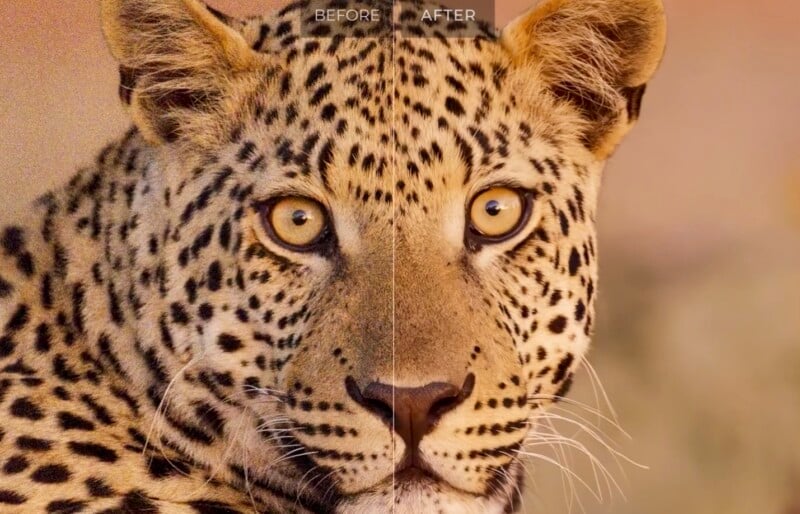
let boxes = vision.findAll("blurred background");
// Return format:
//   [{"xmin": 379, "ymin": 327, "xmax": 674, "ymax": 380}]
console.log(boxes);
[{"xmin": 1, "ymin": 1, "xmax": 798, "ymax": 513}]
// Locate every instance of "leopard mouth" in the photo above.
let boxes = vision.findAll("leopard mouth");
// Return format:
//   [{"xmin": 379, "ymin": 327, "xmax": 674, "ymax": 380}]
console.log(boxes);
[
  {"xmin": 393, "ymin": 466, "xmax": 437, "ymax": 483},
  {"xmin": 389, "ymin": 465, "xmax": 447, "ymax": 490}
]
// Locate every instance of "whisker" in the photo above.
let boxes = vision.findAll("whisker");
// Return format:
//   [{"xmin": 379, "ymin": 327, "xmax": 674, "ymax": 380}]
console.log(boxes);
[
  {"xmin": 241, "ymin": 412, "xmax": 259, "ymax": 514},
  {"xmin": 524, "ymin": 434, "xmax": 619, "ymax": 501},
  {"xmin": 269, "ymin": 446, "xmax": 319, "ymax": 468},
  {"xmin": 528, "ymin": 394, "xmax": 630, "ymax": 438},
  {"xmin": 582, "ymin": 358, "xmax": 619, "ymax": 423},
  {"xmin": 534, "ymin": 411, "xmax": 646, "ymax": 470},
  {"xmin": 142, "ymin": 353, "xmax": 203, "ymax": 479},
  {"xmin": 514, "ymin": 449, "xmax": 601, "ymax": 504}
]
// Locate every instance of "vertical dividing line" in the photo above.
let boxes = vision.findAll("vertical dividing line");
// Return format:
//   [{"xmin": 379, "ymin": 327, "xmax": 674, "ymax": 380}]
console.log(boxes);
[{"xmin": 390, "ymin": 0, "xmax": 398, "ymax": 511}]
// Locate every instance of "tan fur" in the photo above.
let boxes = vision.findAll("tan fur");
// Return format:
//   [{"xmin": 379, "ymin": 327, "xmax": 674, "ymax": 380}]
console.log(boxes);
[
  {"xmin": 101, "ymin": 0, "xmax": 270, "ymax": 147},
  {"xmin": 502, "ymin": 0, "xmax": 666, "ymax": 158}
]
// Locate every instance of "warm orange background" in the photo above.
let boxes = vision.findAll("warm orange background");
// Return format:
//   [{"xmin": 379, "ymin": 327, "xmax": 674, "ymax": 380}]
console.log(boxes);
[{"xmin": 1, "ymin": 2, "xmax": 799, "ymax": 513}]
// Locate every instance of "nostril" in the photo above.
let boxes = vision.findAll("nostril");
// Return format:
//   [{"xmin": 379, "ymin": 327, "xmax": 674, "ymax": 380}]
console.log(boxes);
[
  {"xmin": 345, "ymin": 376, "xmax": 393, "ymax": 423},
  {"xmin": 429, "ymin": 373, "xmax": 475, "ymax": 424}
]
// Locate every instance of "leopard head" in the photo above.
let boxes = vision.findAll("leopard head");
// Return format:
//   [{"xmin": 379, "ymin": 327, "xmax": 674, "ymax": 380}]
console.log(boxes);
[{"xmin": 101, "ymin": 0, "xmax": 665, "ymax": 511}]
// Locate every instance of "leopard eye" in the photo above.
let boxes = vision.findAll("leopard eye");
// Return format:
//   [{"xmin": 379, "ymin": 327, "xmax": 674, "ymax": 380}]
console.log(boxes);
[
  {"xmin": 259, "ymin": 197, "xmax": 330, "ymax": 251},
  {"xmin": 468, "ymin": 187, "xmax": 530, "ymax": 242}
]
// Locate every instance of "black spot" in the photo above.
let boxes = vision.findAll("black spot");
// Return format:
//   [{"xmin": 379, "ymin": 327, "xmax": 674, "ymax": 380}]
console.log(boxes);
[
  {"xmin": 1, "ymin": 226, "xmax": 25, "ymax": 255},
  {"xmin": 16, "ymin": 252, "xmax": 35, "ymax": 276},
  {"xmin": 445, "ymin": 75, "xmax": 466, "ymax": 93},
  {"xmin": 170, "ymin": 302, "xmax": 190, "ymax": 325},
  {"xmin": 217, "ymin": 333, "xmax": 243, "ymax": 353},
  {"xmin": 40, "ymin": 273, "xmax": 53, "ymax": 308},
  {"xmin": 219, "ymin": 221, "xmax": 231, "ymax": 250},
  {"xmin": 68, "ymin": 441, "xmax": 118, "ymax": 463},
  {"xmin": 236, "ymin": 141, "xmax": 257, "ymax": 162},
  {"xmin": 252, "ymin": 23, "xmax": 270, "ymax": 51},
  {"xmin": 0, "ymin": 275, "xmax": 13, "ymax": 298},
  {"xmin": 0, "ymin": 490, "xmax": 26, "ymax": 505},
  {"xmin": 53, "ymin": 354, "xmax": 80, "ymax": 382},
  {"xmin": 445, "ymin": 96, "xmax": 466, "ymax": 116},
  {"xmin": 10, "ymin": 397, "xmax": 44, "ymax": 420},
  {"xmin": 80, "ymin": 394, "xmax": 115, "ymax": 425},
  {"xmin": 31, "ymin": 464, "xmax": 71, "ymax": 483},
  {"xmin": 4, "ymin": 304, "xmax": 29, "ymax": 332},
  {"xmin": 142, "ymin": 347, "xmax": 168, "ymax": 384},
  {"xmin": 317, "ymin": 139, "xmax": 335, "ymax": 189},
  {"xmin": 71, "ymin": 284, "xmax": 86, "ymax": 333},
  {"xmin": 147, "ymin": 455, "xmax": 190, "ymax": 479},
  {"xmin": 16, "ymin": 436, "xmax": 52, "ymax": 451},
  {"xmin": 575, "ymin": 300, "xmax": 586, "ymax": 322},
  {"xmin": 194, "ymin": 402, "xmax": 226, "ymax": 436},
  {"xmin": 558, "ymin": 211, "xmax": 570, "ymax": 236},
  {"xmin": 198, "ymin": 303, "xmax": 214, "ymax": 320},
  {"xmin": 119, "ymin": 490, "xmax": 158, "ymax": 512},
  {"xmin": 536, "ymin": 347, "xmax": 547, "ymax": 361},
  {"xmin": 310, "ymin": 83, "xmax": 332, "ymax": 106},
  {"xmin": 207, "ymin": 261, "xmax": 222, "ymax": 291},
  {"xmin": 568, "ymin": 247, "xmax": 582, "ymax": 276},
  {"xmin": 3, "ymin": 455, "xmax": 29, "ymax": 474},
  {"xmin": 320, "ymin": 103, "xmax": 337, "ymax": 121},
  {"xmin": 453, "ymin": 133, "xmax": 474, "ymax": 181},
  {"xmin": 53, "ymin": 386, "xmax": 70, "ymax": 400},
  {"xmin": 85, "ymin": 477, "xmax": 115, "ymax": 497},
  {"xmin": 35, "ymin": 323, "xmax": 52, "ymax": 353},
  {"xmin": 554, "ymin": 375, "xmax": 574, "ymax": 400},
  {"xmin": 58, "ymin": 411, "xmax": 95, "ymax": 431},
  {"xmin": 306, "ymin": 63, "xmax": 326, "ymax": 87},
  {"xmin": 191, "ymin": 226, "xmax": 214, "ymax": 257},
  {"xmin": 0, "ymin": 336, "xmax": 14, "ymax": 358},
  {"xmin": 548, "ymin": 316, "xmax": 568, "ymax": 334},
  {"xmin": 46, "ymin": 499, "xmax": 86, "ymax": 513},
  {"xmin": 107, "ymin": 283, "xmax": 125, "ymax": 325},
  {"xmin": 189, "ymin": 500, "xmax": 243, "ymax": 514},
  {"xmin": 553, "ymin": 353, "xmax": 575, "ymax": 384}
]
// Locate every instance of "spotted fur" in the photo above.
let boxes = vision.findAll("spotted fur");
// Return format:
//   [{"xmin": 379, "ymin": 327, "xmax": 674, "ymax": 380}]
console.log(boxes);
[{"xmin": 0, "ymin": 0, "xmax": 665, "ymax": 512}]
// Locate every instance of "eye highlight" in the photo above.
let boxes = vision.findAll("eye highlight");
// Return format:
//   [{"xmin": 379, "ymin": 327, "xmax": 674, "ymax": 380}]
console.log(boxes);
[
  {"xmin": 467, "ymin": 187, "xmax": 531, "ymax": 244},
  {"xmin": 258, "ymin": 196, "xmax": 331, "ymax": 251}
]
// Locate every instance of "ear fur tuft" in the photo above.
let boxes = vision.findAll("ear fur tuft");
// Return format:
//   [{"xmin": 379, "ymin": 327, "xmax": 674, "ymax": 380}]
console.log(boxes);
[
  {"xmin": 502, "ymin": 0, "xmax": 666, "ymax": 157},
  {"xmin": 101, "ymin": 0, "xmax": 264, "ymax": 145}
]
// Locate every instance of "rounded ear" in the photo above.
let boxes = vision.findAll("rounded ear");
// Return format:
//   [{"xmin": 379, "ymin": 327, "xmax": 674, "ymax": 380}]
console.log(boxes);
[
  {"xmin": 101, "ymin": 0, "xmax": 265, "ymax": 146},
  {"xmin": 501, "ymin": 0, "xmax": 667, "ymax": 158}
]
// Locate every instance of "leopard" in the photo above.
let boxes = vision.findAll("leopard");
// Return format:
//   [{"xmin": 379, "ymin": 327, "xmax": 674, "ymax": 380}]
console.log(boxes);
[{"xmin": 0, "ymin": 0, "xmax": 666, "ymax": 512}]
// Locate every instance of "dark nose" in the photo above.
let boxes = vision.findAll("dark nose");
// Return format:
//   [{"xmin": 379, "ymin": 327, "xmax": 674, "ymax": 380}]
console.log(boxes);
[{"xmin": 346, "ymin": 374, "xmax": 475, "ymax": 464}]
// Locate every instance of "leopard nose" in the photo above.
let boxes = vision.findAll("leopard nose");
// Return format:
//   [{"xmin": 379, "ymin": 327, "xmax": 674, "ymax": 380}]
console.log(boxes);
[{"xmin": 346, "ymin": 374, "xmax": 475, "ymax": 457}]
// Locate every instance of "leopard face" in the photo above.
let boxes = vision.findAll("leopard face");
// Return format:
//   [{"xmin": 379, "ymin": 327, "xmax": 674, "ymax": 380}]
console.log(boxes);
[{"xmin": 73, "ymin": 0, "xmax": 665, "ymax": 512}]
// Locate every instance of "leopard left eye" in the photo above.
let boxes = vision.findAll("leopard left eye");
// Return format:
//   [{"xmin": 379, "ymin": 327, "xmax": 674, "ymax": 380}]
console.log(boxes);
[{"xmin": 466, "ymin": 187, "xmax": 533, "ymax": 246}]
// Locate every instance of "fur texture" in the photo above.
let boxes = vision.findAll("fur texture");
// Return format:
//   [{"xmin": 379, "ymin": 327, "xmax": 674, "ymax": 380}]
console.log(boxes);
[{"xmin": 0, "ymin": 1, "xmax": 665, "ymax": 512}]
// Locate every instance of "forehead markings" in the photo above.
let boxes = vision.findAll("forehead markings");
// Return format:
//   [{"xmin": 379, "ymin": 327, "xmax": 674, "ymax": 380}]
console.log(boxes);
[{"xmin": 242, "ymin": 15, "xmax": 561, "ymax": 260}]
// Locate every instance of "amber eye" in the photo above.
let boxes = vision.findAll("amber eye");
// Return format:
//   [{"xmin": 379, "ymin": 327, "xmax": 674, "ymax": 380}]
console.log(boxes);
[
  {"xmin": 468, "ymin": 187, "xmax": 529, "ymax": 242},
  {"xmin": 260, "ymin": 197, "xmax": 331, "ymax": 251}
]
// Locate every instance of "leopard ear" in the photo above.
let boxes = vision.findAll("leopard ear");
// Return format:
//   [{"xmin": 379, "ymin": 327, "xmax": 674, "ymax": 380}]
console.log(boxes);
[
  {"xmin": 101, "ymin": 0, "xmax": 264, "ymax": 146},
  {"xmin": 501, "ymin": 0, "xmax": 666, "ymax": 158}
]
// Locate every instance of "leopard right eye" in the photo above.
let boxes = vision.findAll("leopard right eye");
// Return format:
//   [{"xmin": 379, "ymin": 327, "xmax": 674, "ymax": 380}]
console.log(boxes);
[
  {"xmin": 257, "ymin": 196, "xmax": 333, "ymax": 253},
  {"xmin": 466, "ymin": 187, "xmax": 532, "ymax": 246}
]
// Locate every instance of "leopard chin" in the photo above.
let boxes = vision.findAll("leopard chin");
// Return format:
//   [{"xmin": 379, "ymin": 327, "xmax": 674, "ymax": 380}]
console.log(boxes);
[
  {"xmin": 337, "ymin": 465, "xmax": 523, "ymax": 514},
  {"xmin": 339, "ymin": 481, "xmax": 505, "ymax": 514}
]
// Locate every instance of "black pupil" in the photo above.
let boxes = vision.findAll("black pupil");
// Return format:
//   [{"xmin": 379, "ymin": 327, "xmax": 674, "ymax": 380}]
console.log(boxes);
[
  {"xmin": 485, "ymin": 200, "xmax": 502, "ymax": 216},
  {"xmin": 292, "ymin": 210, "xmax": 308, "ymax": 226}
]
